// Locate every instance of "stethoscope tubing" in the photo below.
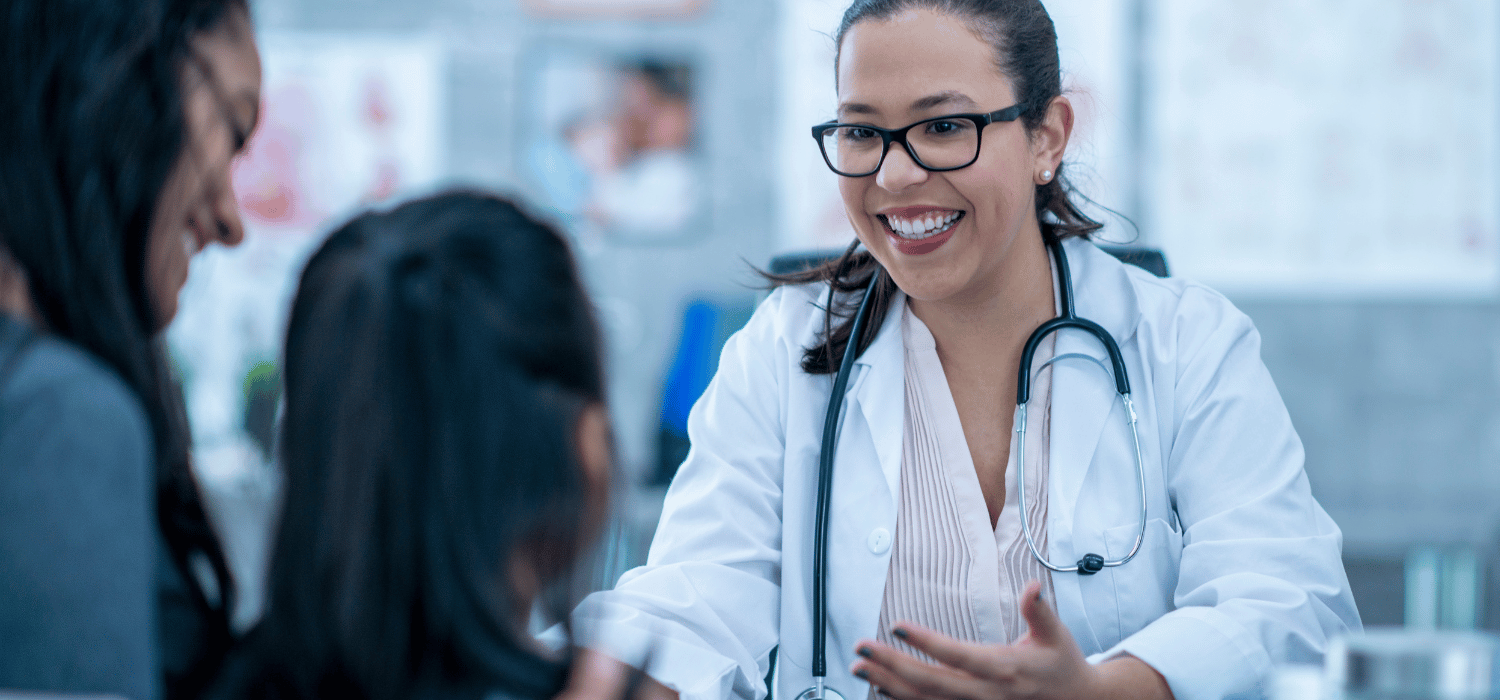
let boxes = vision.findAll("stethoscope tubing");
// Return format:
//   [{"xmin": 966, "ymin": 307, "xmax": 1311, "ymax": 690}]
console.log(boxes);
[
  {"xmin": 1013, "ymin": 238, "xmax": 1146, "ymax": 572},
  {"xmin": 1017, "ymin": 317, "xmax": 1129, "ymax": 401},
  {"xmin": 812, "ymin": 269, "xmax": 883, "ymax": 681},
  {"xmin": 1015, "ymin": 393, "xmax": 1148, "ymax": 572},
  {"xmin": 1017, "ymin": 240, "xmax": 1129, "ymax": 401}
]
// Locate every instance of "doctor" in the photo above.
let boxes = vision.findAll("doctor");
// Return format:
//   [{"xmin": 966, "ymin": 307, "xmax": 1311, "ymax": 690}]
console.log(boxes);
[{"xmin": 570, "ymin": 2, "xmax": 1360, "ymax": 700}]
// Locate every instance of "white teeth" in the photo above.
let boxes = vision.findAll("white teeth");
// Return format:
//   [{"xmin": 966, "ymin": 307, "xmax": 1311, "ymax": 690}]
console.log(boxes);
[{"xmin": 885, "ymin": 211, "xmax": 961, "ymax": 240}]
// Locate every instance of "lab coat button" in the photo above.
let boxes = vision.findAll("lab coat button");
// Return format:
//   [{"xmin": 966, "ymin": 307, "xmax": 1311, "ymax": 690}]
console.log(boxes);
[{"xmin": 868, "ymin": 528, "xmax": 892, "ymax": 554}]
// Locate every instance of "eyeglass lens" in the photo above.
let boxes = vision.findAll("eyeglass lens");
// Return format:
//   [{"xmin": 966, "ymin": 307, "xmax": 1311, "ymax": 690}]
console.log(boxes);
[{"xmin": 821, "ymin": 117, "xmax": 979, "ymax": 176}]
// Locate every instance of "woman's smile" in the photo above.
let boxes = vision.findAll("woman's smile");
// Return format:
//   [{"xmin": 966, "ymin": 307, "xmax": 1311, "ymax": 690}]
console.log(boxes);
[{"xmin": 877, "ymin": 205, "xmax": 965, "ymax": 255}]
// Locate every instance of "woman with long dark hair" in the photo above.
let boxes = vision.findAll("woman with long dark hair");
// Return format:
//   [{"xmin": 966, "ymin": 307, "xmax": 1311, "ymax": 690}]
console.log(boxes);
[
  {"xmin": 571, "ymin": 2, "xmax": 1359, "ymax": 700},
  {"xmin": 0, "ymin": 0, "xmax": 261, "ymax": 697},
  {"xmin": 211, "ymin": 192, "xmax": 623, "ymax": 700}
]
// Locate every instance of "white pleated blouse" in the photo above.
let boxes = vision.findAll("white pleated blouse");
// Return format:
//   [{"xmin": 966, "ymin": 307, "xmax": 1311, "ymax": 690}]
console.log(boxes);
[{"xmin": 870, "ymin": 302, "xmax": 1058, "ymax": 670}]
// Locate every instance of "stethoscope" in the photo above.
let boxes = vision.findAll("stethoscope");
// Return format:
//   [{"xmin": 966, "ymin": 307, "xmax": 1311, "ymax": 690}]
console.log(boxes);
[{"xmin": 797, "ymin": 235, "xmax": 1148, "ymax": 700}]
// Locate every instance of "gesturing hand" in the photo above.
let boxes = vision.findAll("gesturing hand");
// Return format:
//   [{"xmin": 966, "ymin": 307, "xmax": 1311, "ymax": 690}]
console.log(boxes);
[{"xmin": 849, "ymin": 581, "xmax": 1173, "ymax": 700}]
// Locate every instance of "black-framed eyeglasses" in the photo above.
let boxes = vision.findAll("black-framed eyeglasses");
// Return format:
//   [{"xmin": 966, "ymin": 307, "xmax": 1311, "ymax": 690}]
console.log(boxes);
[{"xmin": 810, "ymin": 104, "xmax": 1026, "ymax": 178}]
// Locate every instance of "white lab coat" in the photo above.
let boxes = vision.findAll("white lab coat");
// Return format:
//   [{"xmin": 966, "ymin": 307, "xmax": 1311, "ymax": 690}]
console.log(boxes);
[{"xmin": 574, "ymin": 237, "xmax": 1360, "ymax": 700}]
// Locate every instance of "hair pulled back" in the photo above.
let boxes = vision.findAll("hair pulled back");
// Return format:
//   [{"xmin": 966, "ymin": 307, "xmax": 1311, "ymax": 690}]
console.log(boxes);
[
  {"xmin": 776, "ymin": 0, "xmax": 1102, "ymax": 374},
  {"xmin": 0, "ymin": 0, "xmax": 246, "ymax": 693},
  {"xmin": 225, "ymin": 191, "xmax": 605, "ymax": 700}
]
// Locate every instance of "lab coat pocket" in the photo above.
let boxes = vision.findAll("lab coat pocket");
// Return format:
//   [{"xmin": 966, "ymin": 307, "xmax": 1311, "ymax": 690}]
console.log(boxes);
[{"xmin": 1101, "ymin": 518, "xmax": 1183, "ymax": 647}]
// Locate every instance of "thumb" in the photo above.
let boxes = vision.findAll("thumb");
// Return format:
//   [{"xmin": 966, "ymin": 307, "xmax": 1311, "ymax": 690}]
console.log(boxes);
[{"xmin": 1019, "ymin": 580, "xmax": 1066, "ymax": 647}]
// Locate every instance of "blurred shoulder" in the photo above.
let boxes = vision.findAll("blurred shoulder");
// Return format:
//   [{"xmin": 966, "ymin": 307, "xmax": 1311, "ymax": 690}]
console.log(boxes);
[
  {"xmin": 0, "ymin": 319, "xmax": 152, "ymax": 457},
  {"xmin": 0, "ymin": 319, "xmax": 157, "ymax": 699}
]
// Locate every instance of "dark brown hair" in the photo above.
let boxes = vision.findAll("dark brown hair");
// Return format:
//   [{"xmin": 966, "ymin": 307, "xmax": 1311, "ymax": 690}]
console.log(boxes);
[
  {"xmin": 215, "ymin": 192, "xmax": 605, "ymax": 700},
  {"xmin": 771, "ymin": 0, "xmax": 1101, "ymax": 374},
  {"xmin": 0, "ymin": 0, "xmax": 248, "ymax": 695}
]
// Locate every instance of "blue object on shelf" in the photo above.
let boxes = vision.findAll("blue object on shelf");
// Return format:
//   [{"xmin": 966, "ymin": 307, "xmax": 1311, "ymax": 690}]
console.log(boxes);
[
  {"xmin": 654, "ymin": 297, "xmax": 753, "ymax": 485},
  {"xmin": 661, "ymin": 300, "xmax": 719, "ymax": 437}
]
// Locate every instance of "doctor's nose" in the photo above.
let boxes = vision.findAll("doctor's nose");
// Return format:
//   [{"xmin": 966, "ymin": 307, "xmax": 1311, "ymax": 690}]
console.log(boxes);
[{"xmin": 875, "ymin": 143, "xmax": 930, "ymax": 193}]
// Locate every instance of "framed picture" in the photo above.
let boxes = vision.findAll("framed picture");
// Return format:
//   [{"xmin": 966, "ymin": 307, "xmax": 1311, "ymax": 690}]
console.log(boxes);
[
  {"xmin": 232, "ymin": 33, "xmax": 446, "ymax": 235},
  {"xmin": 520, "ymin": 45, "xmax": 706, "ymax": 246},
  {"xmin": 521, "ymin": 0, "xmax": 705, "ymax": 20}
]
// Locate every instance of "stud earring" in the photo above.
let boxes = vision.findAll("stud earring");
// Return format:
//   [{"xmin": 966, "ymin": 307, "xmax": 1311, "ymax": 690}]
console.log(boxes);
[{"xmin": 1040, "ymin": 169, "xmax": 1053, "ymax": 183}]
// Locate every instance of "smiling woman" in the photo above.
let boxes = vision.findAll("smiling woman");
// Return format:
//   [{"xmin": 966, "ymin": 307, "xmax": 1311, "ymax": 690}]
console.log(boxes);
[
  {"xmin": 570, "ymin": 2, "xmax": 1360, "ymax": 700},
  {"xmin": 147, "ymin": 8, "xmax": 262, "ymax": 327},
  {"xmin": 0, "ymin": 0, "xmax": 261, "ymax": 698}
]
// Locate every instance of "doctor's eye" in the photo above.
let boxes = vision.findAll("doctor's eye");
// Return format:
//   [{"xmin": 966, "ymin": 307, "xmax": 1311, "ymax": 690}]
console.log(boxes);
[
  {"xmin": 837, "ymin": 126, "xmax": 881, "ymax": 145},
  {"xmin": 922, "ymin": 119, "xmax": 973, "ymax": 138}
]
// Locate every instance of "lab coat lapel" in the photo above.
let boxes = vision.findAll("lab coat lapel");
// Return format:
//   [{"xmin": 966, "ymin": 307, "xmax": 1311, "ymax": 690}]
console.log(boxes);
[
  {"xmin": 851, "ymin": 291, "xmax": 907, "ymax": 506},
  {"xmin": 1046, "ymin": 239, "xmax": 1141, "ymax": 544}
]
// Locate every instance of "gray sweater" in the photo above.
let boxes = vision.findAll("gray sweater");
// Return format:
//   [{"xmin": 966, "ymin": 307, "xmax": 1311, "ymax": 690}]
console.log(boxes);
[{"xmin": 0, "ymin": 316, "xmax": 158, "ymax": 700}]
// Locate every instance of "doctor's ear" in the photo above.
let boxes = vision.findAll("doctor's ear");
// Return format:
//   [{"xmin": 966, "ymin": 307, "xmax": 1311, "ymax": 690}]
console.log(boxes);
[{"xmin": 1029, "ymin": 95, "xmax": 1074, "ymax": 180}]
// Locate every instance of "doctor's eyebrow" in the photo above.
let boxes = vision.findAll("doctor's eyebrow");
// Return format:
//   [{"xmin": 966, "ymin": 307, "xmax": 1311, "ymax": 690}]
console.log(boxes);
[
  {"xmin": 837, "ymin": 90, "xmax": 981, "ymax": 120},
  {"xmin": 910, "ymin": 90, "xmax": 978, "ymax": 112}
]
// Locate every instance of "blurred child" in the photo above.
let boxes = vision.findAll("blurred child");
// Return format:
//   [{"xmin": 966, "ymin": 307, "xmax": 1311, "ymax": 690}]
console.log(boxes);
[{"xmin": 212, "ymin": 192, "xmax": 621, "ymax": 700}]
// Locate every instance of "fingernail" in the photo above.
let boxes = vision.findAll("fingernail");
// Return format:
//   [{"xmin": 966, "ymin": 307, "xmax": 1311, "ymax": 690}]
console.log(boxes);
[
  {"xmin": 857, "ymin": 646, "xmax": 874, "ymax": 658},
  {"xmin": 892, "ymin": 628, "xmax": 909, "ymax": 639},
  {"xmin": 855, "ymin": 669, "xmax": 869, "ymax": 680}
]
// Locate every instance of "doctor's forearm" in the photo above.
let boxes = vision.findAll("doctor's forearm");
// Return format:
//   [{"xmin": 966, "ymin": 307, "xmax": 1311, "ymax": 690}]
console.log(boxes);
[{"xmin": 1092, "ymin": 656, "xmax": 1174, "ymax": 700}]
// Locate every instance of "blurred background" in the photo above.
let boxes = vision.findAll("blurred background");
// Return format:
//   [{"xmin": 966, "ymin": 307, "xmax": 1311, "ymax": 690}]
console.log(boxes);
[{"xmin": 181, "ymin": 0, "xmax": 1500, "ymax": 636}]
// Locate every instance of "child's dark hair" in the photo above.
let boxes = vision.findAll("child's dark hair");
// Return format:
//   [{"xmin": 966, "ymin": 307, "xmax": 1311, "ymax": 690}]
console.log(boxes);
[
  {"xmin": 770, "ymin": 0, "xmax": 1101, "ymax": 374},
  {"xmin": 221, "ymin": 191, "xmax": 606, "ymax": 700}
]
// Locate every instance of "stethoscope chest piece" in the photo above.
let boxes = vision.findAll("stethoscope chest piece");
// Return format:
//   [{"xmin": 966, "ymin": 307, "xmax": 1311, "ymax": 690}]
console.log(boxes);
[{"xmin": 795, "ymin": 684, "xmax": 847, "ymax": 700}]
